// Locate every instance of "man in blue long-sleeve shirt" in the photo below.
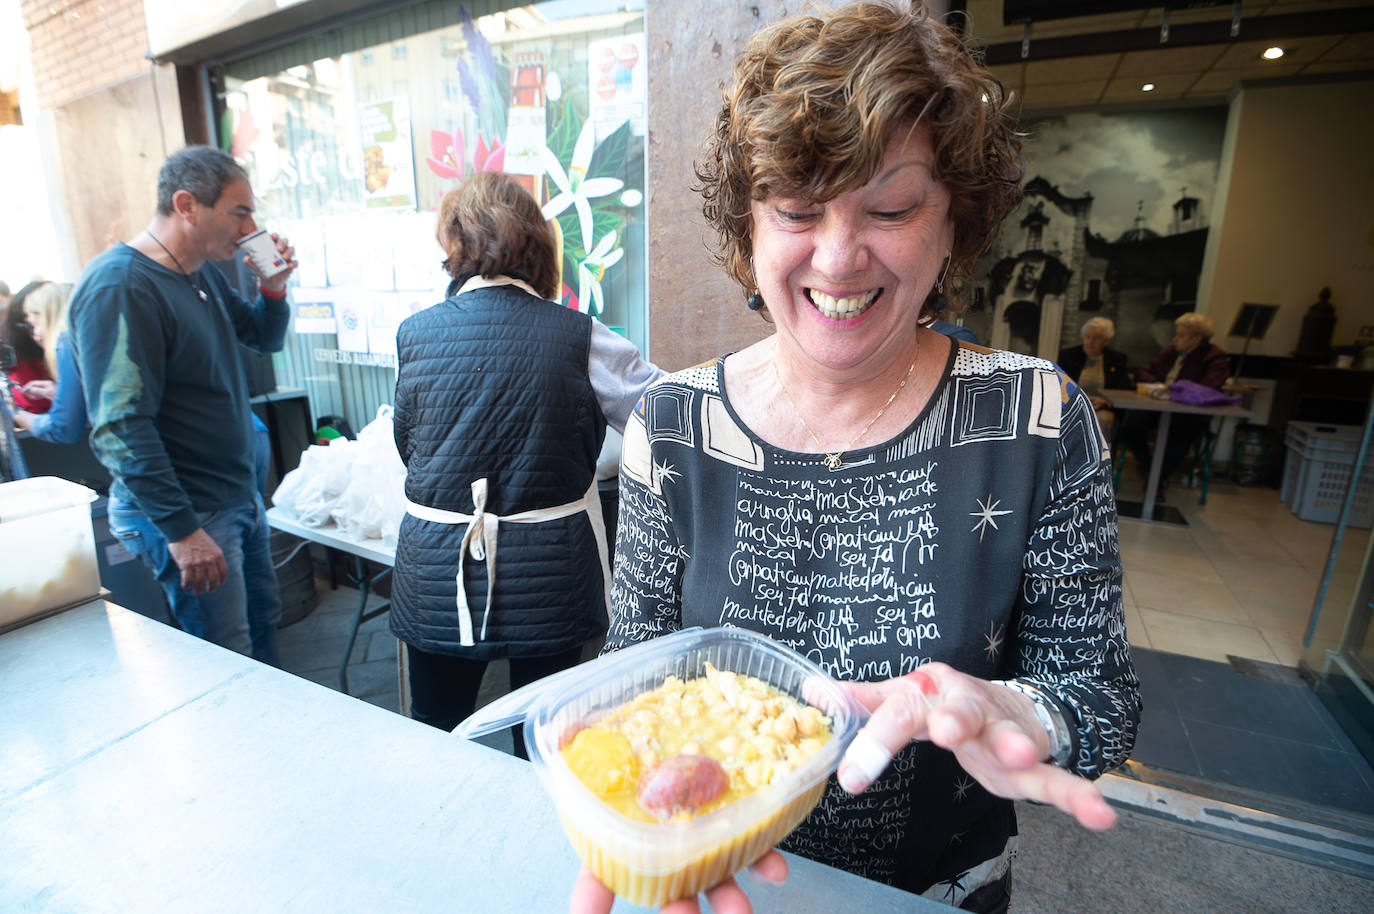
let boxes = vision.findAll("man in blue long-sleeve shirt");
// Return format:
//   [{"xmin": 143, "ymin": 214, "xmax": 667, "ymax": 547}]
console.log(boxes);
[{"xmin": 68, "ymin": 146, "xmax": 297, "ymax": 664}]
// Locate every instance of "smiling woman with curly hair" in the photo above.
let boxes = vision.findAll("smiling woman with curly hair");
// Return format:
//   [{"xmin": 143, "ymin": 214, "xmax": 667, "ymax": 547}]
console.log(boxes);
[{"xmin": 577, "ymin": 4, "xmax": 1140, "ymax": 913}]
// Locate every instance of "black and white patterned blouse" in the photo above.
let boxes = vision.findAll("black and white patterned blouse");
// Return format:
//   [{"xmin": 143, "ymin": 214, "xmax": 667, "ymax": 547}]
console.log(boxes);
[{"xmin": 605, "ymin": 341, "xmax": 1141, "ymax": 905}]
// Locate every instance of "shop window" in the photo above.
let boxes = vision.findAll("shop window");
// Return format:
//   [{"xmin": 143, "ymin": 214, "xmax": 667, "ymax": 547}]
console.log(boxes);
[{"xmin": 220, "ymin": 1, "xmax": 649, "ymax": 430}]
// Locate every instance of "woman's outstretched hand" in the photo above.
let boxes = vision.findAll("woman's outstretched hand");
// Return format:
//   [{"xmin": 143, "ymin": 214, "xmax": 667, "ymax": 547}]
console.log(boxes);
[
  {"xmin": 568, "ymin": 851, "xmax": 788, "ymax": 914},
  {"xmin": 835, "ymin": 663, "xmax": 1116, "ymax": 831}
]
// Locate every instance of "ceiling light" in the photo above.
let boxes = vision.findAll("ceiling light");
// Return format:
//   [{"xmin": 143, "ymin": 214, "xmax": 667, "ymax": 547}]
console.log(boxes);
[
  {"xmin": 1262, "ymin": 47, "xmax": 1285, "ymax": 60},
  {"xmin": 1141, "ymin": 83, "xmax": 1156, "ymax": 92}
]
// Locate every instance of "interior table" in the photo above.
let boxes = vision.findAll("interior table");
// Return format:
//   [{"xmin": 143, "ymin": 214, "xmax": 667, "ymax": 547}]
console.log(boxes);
[
  {"xmin": 0, "ymin": 600, "xmax": 937, "ymax": 913},
  {"xmin": 267, "ymin": 505, "xmax": 393, "ymax": 694},
  {"xmin": 1109, "ymin": 389, "xmax": 1252, "ymax": 525}
]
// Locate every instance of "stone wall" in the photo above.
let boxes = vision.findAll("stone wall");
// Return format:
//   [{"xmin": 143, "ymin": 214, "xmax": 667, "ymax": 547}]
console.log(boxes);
[{"xmin": 644, "ymin": 1, "xmax": 795, "ymax": 371}]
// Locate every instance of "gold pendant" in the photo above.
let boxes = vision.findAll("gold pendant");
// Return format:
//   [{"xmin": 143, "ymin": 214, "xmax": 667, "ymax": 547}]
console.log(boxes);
[{"xmin": 824, "ymin": 452, "xmax": 843, "ymax": 470}]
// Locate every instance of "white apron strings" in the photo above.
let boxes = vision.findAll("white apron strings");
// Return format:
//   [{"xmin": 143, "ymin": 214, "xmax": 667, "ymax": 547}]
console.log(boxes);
[{"xmin": 405, "ymin": 476, "xmax": 611, "ymax": 646}]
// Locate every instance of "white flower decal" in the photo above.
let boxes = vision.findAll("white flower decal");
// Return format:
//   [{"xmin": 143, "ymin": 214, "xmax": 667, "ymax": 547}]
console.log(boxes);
[
  {"xmin": 540, "ymin": 119, "xmax": 624, "ymax": 252},
  {"xmin": 576, "ymin": 231, "xmax": 624, "ymax": 315}
]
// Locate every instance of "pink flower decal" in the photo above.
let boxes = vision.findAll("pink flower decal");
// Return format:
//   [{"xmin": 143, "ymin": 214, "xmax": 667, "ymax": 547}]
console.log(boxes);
[
  {"xmin": 474, "ymin": 133, "xmax": 505, "ymax": 174},
  {"xmin": 426, "ymin": 128, "xmax": 505, "ymax": 179},
  {"xmin": 426, "ymin": 128, "xmax": 465, "ymax": 179},
  {"xmin": 230, "ymin": 110, "xmax": 260, "ymax": 161}
]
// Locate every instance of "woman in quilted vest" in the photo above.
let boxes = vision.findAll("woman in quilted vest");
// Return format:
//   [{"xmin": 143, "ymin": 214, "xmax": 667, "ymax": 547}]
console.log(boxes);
[{"xmin": 391, "ymin": 172, "xmax": 660, "ymax": 757}]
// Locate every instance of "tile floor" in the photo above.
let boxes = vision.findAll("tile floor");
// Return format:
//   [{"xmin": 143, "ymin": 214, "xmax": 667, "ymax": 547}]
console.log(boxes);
[
  {"xmin": 1113, "ymin": 470, "xmax": 1369, "ymax": 669},
  {"xmin": 1129, "ymin": 645, "xmax": 1374, "ymax": 814}
]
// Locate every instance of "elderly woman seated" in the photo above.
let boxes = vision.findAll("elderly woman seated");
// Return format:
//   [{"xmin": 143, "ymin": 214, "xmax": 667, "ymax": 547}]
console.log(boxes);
[
  {"xmin": 1057, "ymin": 317, "xmax": 1131, "ymax": 441},
  {"xmin": 1121, "ymin": 312, "xmax": 1230, "ymax": 499}
]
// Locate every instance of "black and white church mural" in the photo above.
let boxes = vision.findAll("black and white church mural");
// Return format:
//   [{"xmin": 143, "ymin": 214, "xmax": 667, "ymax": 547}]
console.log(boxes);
[{"xmin": 961, "ymin": 108, "xmax": 1228, "ymax": 370}]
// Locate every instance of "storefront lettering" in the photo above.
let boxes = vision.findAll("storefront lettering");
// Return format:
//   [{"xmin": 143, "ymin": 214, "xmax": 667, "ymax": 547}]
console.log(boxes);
[{"xmin": 263, "ymin": 143, "xmax": 361, "ymax": 193}]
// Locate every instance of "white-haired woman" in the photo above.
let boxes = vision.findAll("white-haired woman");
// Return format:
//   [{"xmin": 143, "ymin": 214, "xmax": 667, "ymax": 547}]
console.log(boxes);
[
  {"xmin": 1057, "ymin": 317, "xmax": 1131, "ymax": 440},
  {"xmin": 1122, "ymin": 312, "xmax": 1230, "ymax": 498}
]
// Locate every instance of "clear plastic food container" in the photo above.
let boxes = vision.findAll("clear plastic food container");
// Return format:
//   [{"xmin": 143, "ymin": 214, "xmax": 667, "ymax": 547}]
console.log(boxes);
[
  {"xmin": 0, "ymin": 476, "xmax": 99, "ymax": 631},
  {"xmin": 453, "ymin": 626, "xmax": 865, "ymax": 907}
]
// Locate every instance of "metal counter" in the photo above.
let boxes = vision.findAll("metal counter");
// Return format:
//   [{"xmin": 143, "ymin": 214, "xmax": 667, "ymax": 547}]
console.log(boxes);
[{"xmin": 0, "ymin": 601, "xmax": 934, "ymax": 913}]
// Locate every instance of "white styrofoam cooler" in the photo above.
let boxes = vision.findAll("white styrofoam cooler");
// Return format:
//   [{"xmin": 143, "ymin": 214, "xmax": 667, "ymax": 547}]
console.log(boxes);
[{"xmin": 0, "ymin": 476, "xmax": 100, "ymax": 630}]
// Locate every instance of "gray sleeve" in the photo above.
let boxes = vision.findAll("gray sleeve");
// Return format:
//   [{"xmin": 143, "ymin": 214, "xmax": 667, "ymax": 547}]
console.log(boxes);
[{"xmin": 587, "ymin": 319, "xmax": 664, "ymax": 433}]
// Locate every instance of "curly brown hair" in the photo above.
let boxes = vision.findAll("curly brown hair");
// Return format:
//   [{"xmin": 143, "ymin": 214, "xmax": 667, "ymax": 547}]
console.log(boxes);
[
  {"xmin": 436, "ymin": 172, "xmax": 558, "ymax": 300},
  {"xmin": 695, "ymin": 1, "xmax": 1024, "ymax": 312}
]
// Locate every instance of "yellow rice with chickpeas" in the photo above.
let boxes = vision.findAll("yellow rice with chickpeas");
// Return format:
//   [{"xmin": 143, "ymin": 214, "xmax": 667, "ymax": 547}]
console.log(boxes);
[{"xmin": 561, "ymin": 663, "xmax": 833, "ymax": 822}]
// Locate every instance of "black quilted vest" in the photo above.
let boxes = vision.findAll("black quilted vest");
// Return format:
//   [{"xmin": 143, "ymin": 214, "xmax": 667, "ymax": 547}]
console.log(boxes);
[{"xmin": 389, "ymin": 283, "xmax": 608, "ymax": 659}]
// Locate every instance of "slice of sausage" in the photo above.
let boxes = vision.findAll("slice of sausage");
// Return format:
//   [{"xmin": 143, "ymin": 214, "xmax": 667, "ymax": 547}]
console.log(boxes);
[{"xmin": 637, "ymin": 754, "xmax": 729, "ymax": 819}]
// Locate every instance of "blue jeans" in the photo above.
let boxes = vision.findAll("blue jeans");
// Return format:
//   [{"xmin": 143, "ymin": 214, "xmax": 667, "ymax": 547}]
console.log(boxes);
[
  {"xmin": 251, "ymin": 412, "xmax": 271, "ymax": 495},
  {"xmin": 108, "ymin": 494, "xmax": 282, "ymax": 666}
]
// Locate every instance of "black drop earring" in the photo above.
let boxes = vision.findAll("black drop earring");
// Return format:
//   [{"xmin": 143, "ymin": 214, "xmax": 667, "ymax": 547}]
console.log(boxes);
[{"xmin": 747, "ymin": 292, "xmax": 765, "ymax": 312}]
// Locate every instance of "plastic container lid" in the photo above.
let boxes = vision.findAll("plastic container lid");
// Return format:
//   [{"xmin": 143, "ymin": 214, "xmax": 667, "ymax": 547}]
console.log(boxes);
[{"xmin": 0, "ymin": 476, "xmax": 97, "ymax": 524}]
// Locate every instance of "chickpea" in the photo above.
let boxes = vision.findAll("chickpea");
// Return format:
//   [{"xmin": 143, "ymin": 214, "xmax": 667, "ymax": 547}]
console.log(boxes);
[
  {"xmin": 715, "ymin": 674, "xmax": 742, "ymax": 707},
  {"xmin": 753, "ymin": 734, "xmax": 782, "ymax": 759},
  {"xmin": 563, "ymin": 665, "xmax": 835, "ymax": 823}
]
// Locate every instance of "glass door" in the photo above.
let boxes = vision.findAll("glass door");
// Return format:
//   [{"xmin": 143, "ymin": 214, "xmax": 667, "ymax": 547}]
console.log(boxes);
[{"xmin": 1301, "ymin": 400, "xmax": 1374, "ymax": 764}]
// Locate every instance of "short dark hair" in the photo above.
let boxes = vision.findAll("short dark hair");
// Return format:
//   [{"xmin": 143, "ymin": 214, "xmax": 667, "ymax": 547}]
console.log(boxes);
[
  {"xmin": 436, "ymin": 172, "xmax": 558, "ymax": 300},
  {"xmin": 156, "ymin": 146, "xmax": 249, "ymax": 216}
]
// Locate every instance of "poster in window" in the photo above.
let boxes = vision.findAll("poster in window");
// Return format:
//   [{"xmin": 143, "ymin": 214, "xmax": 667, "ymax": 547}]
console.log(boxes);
[
  {"xmin": 282, "ymin": 217, "xmax": 328, "ymax": 289},
  {"xmin": 505, "ymin": 51, "xmax": 549, "ymax": 179},
  {"xmin": 292, "ymin": 287, "xmax": 336, "ymax": 336},
  {"xmin": 587, "ymin": 34, "xmax": 646, "ymax": 142},
  {"xmin": 323, "ymin": 214, "xmax": 365, "ymax": 288},
  {"xmin": 392, "ymin": 210, "xmax": 448, "ymax": 293},
  {"xmin": 359, "ymin": 97, "xmax": 418, "ymax": 210},
  {"xmin": 333, "ymin": 286, "xmax": 371, "ymax": 353},
  {"xmin": 367, "ymin": 292, "xmax": 402, "ymax": 357}
]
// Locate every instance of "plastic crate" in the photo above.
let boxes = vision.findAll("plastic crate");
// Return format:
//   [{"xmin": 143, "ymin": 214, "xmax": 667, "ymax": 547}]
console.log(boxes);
[
  {"xmin": 1284, "ymin": 440, "xmax": 1374, "ymax": 528},
  {"xmin": 1280, "ymin": 422, "xmax": 1364, "ymax": 505}
]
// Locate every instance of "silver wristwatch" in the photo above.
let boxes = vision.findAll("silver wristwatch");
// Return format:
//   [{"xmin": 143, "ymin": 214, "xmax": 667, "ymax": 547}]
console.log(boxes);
[{"xmin": 991, "ymin": 679, "xmax": 1073, "ymax": 767}]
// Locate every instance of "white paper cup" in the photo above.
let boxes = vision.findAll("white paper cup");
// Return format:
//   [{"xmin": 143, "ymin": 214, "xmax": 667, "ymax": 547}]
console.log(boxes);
[{"xmin": 236, "ymin": 229, "xmax": 290, "ymax": 279}]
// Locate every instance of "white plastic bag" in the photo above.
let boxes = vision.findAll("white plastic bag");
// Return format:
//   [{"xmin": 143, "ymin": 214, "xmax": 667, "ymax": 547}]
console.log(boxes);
[
  {"xmin": 273, "ymin": 437, "xmax": 356, "ymax": 526},
  {"xmin": 331, "ymin": 405, "xmax": 408, "ymax": 545}
]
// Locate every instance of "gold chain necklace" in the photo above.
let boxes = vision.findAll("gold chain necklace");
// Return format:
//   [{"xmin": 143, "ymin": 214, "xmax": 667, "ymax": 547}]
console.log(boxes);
[{"xmin": 771, "ymin": 347, "xmax": 918, "ymax": 470}]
